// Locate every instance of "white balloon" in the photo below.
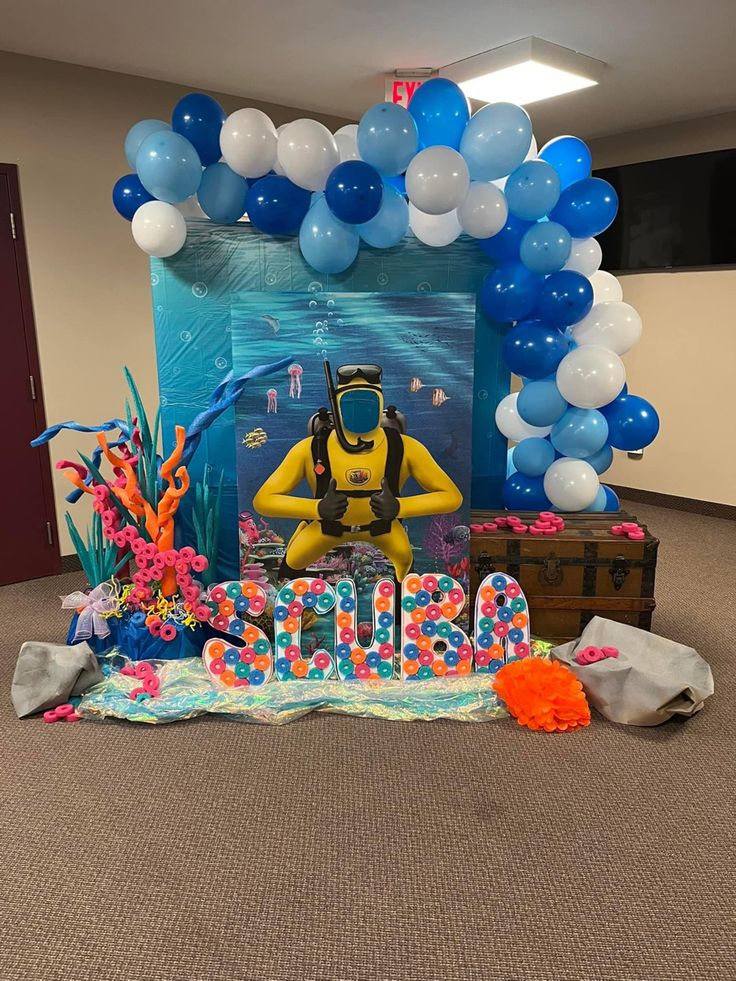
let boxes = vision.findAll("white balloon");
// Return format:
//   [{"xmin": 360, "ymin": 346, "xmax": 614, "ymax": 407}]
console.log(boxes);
[
  {"xmin": 544, "ymin": 458, "xmax": 600, "ymax": 511},
  {"xmin": 564, "ymin": 237, "xmax": 602, "ymax": 277},
  {"xmin": 571, "ymin": 301, "xmax": 643, "ymax": 355},
  {"xmin": 495, "ymin": 392, "xmax": 553, "ymax": 441},
  {"xmin": 176, "ymin": 196, "xmax": 207, "ymax": 219},
  {"xmin": 220, "ymin": 108, "xmax": 277, "ymax": 179},
  {"xmin": 457, "ymin": 181, "xmax": 508, "ymax": 238},
  {"xmin": 272, "ymin": 123, "xmax": 289, "ymax": 175},
  {"xmin": 408, "ymin": 204, "xmax": 462, "ymax": 247},
  {"xmin": 524, "ymin": 135, "xmax": 538, "ymax": 161},
  {"xmin": 334, "ymin": 123, "xmax": 360, "ymax": 162},
  {"xmin": 277, "ymin": 119, "xmax": 339, "ymax": 191},
  {"xmin": 405, "ymin": 146, "xmax": 470, "ymax": 216},
  {"xmin": 556, "ymin": 346, "xmax": 626, "ymax": 409},
  {"xmin": 132, "ymin": 201, "xmax": 187, "ymax": 258},
  {"xmin": 590, "ymin": 269, "xmax": 624, "ymax": 303}
]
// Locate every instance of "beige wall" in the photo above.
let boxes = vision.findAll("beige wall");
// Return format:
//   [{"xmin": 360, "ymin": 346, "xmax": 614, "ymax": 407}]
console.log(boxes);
[
  {"xmin": 588, "ymin": 113, "xmax": 736, "ymax": 505},
  {"xmin": 0, "ymin": 52, "xmax": 349, "ymax": 553}
]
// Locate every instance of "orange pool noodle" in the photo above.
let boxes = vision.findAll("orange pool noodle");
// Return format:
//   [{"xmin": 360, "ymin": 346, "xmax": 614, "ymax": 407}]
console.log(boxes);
[{"xmin": 493, "ymin": 657, "xmax": 591, "ymax": 733}]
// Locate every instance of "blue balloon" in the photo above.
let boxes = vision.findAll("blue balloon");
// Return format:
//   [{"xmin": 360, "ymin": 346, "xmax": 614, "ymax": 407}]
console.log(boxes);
[
  {"xmin": 551, "ymin": 177, "xmax": 618, "ymax": 238},
  {"xmin": 505, "ymin": 160, "xmax": 561, "ymax": 221},
  {"xmin": 196, "ymin": 162, "xmax": 248, "ymax": 224},
  {"xmin": 172, "ymin": 93, "xmax": 226, "ymax": 166},
  {"xmin": 539, "ymin": 136, "xmax": 592, "ymax": 190},
  {"xmin": 383, "ymin": 173, "xmax": 406, "ymax": 195},
  {"xmin": 551, "ymin": 408, "xmax": 609, "ymax": 458},
  {"xmin": 602, "ymin": 485, "xmax": 620, "ymax": 511},
  {"xmin": 581, "ymin": 443, "xmax": 614, "ymax": 475},
  {"xmin": 536, "ymin": 270, "xmax": 594, "ymax": 327},
  {"xmin": 124, "ymin": 119, "xmax": 170, "ymax": 169},
  {"xmin": 502, "ymin": 473, "xmax": 552, "ymax": 511},
  {"xmin": 506, "ymin": 447, "xmax": 517, "ymax": 478},
  {"xmin": 359, "ymin": 183, "xmax": 409, "ymax": 248},
  {"xmin": 325, "ymin": 160, "xmax": 383, "ymax": 224},
  {"xmin": 519, "ymin": 221, "xmax": 572, "ymax": 274},
  {"xmin": 357, "ymin": 103, "xmax": 418, "ymax": 177},
  {"xmin": 478, "ymin": 213, "xmax": 533, "ymax": 262},
  {"xmin": 459, "ymin": 103, "xmax": 532, "ymax": 181},
  {"xmin": 583, "ymin": 486, "xmax": 608, "ymax": 512},
  {"xmin": 136, "ymin": 131, "xmax": 202, "ymax": 203},
  {"xmin": 481, "ymin": 263, "xmax": 543, "ymax": 324},
  {"xmin": 246, "ymin": 175, "xmax": 311, "ymax": 235},
  {"xmin": 299, "ymin": 196, "xmax": 360, "ymax": 274},
  {"xmin": 408, "ymin": 78, "xmax": 470, "ymax": 150},
  {"xmin": 512, "ymin": 438, "xmax": 556, "ymax": 477},
  {"xmin": 517, "ymin": 379, "xmax": 568, "ymax": 427},
  {"xmin": 502, "ymin": 320, "xmax": 570, "ymax": 379},
  {"xmin": 601, "ymin": 394, "xmax": 660, "ymax": 450},
  {"xmin": 112, "ymin": 173, "xmax": 154, "ymax": 220}
]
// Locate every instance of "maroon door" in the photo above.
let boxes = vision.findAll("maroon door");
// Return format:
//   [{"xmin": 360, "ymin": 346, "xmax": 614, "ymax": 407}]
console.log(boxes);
[{"xmin": 0, "ymin": 164, "xmax": 60, "ymax": 584}]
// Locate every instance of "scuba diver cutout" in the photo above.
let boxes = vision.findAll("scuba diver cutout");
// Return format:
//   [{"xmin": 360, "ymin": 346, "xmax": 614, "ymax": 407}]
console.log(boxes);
[{"xmin": 252, "ymin": 362, "xmax": 462, "ymax": 581}]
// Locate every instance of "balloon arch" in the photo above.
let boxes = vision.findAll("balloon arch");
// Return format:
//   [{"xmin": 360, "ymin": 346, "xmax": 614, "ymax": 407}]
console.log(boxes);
[{"xmin": 112, "ymin": 80, "xmax": 660, "ymax": 513}]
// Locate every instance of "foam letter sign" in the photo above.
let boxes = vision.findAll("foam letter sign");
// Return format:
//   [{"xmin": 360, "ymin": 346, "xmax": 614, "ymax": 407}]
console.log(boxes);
[
  {"xmin": 203, "ymin": 580, "xmax": 273, "ymax": 687},
  {"xmin": 272, "ymin": 577, "xmax": 337, "ymax": 680},
  {"xmin": 473, "ymin": 573, "xmax": 530, "ymax": 672},
  {"xmin": 400, "ymin": 573, "xmax": 472, "ymax": 680},
  {"xmin": 333, "ymin": 578, "xmax": 396, "ymax": 680}
]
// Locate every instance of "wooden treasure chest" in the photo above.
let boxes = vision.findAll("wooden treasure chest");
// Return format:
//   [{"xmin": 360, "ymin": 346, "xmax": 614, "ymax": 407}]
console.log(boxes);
[{"xmin": 469, "ymin": 511, "xmax": 659, "ymax": 644}]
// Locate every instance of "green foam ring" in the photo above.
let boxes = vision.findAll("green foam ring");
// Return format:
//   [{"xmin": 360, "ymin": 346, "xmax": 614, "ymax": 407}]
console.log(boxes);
[
  {"xmin": 280, "ymin": 588, "xmax": 295, "ymax": 603},
  {"xmin": 226, "ymin": 581, "xmax": 242, "ymax": 598},
  {"xmin": 438, "ymin": 575, "xmax": 454, "ymax": 592},
  {"xmin": 378, "ymin": 661, "xmax": 393, "ymax": 678},
  {"xmin": 337, "ymin": 581, "xmax": 353, "ymax": 597}
]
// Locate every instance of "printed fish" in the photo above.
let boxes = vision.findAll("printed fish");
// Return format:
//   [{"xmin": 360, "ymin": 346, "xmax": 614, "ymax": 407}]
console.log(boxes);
[
  {"xmin": 242, "ymin": 427, "xmax": 268, "ymax": 449},
  {"xmin": 432, "ymin": 388, "xmax": 450, "ymax": 407},
  {"xmin": 262, "ymin": 315, "xmax": 280, "ymax": 334},
  {"xmin": 409, "ymin": 377, "xmax": 423, "ymax": 392}
]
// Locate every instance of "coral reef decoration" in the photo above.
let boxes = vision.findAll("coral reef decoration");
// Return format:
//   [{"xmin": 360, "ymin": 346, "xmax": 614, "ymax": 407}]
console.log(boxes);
[{"xmin": 492, "ymin": 657, "xmax": 591, "ymax": 732}]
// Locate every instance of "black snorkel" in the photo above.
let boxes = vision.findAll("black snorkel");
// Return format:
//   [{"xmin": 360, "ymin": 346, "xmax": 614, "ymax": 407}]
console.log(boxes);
[{"xmin": 323, "ymin": 360, "xmax": 374, "ymax": 454}]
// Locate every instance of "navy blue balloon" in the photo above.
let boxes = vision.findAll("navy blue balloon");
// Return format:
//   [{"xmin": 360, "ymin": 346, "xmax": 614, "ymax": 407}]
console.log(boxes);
[
  {"xmin": 325, "ymin": 160, "xmax": 383, "ymax": 224},
  {"xmin": 502, "ymin": 320, "xmax": 570, "ymax": 379},
  {"xmin": 172, "ymin": 93, "xmax": 226, "ymax": 166},
  {"xmin": 539, "ymin": 136, "xmax": 592, "ymax": 190},
  {"xmin": 246, "ymin": 175, "xmax": 312, "ymax": 236},
  {"xmin": 478, "ymin": 214, "xmax": 533, "ymax": 262},
  {"xmin": 502, "ymin": 473, "xmax": 552, "ymax": 511},
  {"xmin": 481, "ymin": 262, "xmax": 543, "ymax": 324},
  {"xmin": 551, "ymin": 177, "xmax": 618, "ymax": 238},
  {"xmin": 602, "ymin": 485, "xmax": 620, "ymax": 511},
  {"xmin": 197, "ymin": 162, "xmax": 248, "ymax": 223},
  {"xmin": 601, "ymin": 394, "xmax": 660, "ymax": 451},
  {"xmin": 536, "ymin": 270, "xmax": 594, "ymax": 328},
  {"xmin": 407, "ymin": 77, "xmax": 470, "ymax": 150},
  {"xmin": 112, "ymin": 173, "xmax": 154, "ymax": 220}
]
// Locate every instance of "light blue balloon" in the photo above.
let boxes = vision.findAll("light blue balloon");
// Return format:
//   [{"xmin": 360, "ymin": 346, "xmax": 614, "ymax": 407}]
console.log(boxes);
[
  {"xmin": 519, "ymin": 221, "xmax": 572, "ymax": 274},
  {"xmin": 136, "ymin": 131, "xmax": 202, "ymax": 203},
  {"xmin": 551, "ymin": 408, "xmax": 609, "ymax": 458},
  {"xmin": 517, "ymin": 379, "xmax": 568, "ymax": 427},
  {"xmin": 299, "ymin": 197, "xmax": 360, "ymax": 275},
  {"xmin": 581, "ymin": 443, "xmax": 614, "ymax": 475},
  {"xmin": 359, "ymin": 183, "xmax": 409, "ymax": 248},
  {"xmin": 197, "ymin": 163, "xmax": 248, "ymax": 224},
  {"xmin": 583, "ymin": 485, "xmax": 608, "ymax": 512},
  {"xmin": 505, "ymin": 160, "xmax": 561, "ymax": 221},
  {"xmin": 357, "ymin": 103, "xmax": 418, "ymax": 177},
  {"xmin": 506, "ymin": 447, "xmax": 517, "ymax": 478},
  {"xmin": 512, "ymin": 438, "xmax": 556, "ymax": 478},
  {"xmin": 124, "ymin": 118, "xmax": 170, "ymax": 169},
  {"xmin": 459, "ymin": 103, "xmax": 532, "ymax": 181}
]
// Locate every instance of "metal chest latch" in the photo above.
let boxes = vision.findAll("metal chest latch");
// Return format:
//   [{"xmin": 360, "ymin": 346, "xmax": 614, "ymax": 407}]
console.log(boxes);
[
  {"xmin": 474, "ymin": 551, "xmax": 495, "ymax": 578},
  {"xmin": 608, "ymin": 555, "xmax": 631, "ymax": 590},
  {"xmin": 540, "ymin": 556, "xmax": 563, "ymax": 586}
]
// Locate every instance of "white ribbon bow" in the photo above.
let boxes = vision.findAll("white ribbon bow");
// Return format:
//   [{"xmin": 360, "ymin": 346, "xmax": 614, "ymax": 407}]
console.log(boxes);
[{"xmin": 61, "ymin": 582, "xmax": 118, "ymax": 642}]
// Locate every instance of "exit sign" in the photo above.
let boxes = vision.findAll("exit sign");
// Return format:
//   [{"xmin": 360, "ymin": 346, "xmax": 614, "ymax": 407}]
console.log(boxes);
[{"xmin": 385, "ymin": 74, "xmax": 432, "ymax": 108}]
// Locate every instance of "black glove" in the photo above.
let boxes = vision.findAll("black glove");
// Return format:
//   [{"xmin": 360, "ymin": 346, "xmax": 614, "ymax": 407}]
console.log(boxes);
[
  {"xmin": 318, "ymin": 478, "xmax": 349, "ymax": 521},
  {"xmin": 370, "ymin": 478, "xmax": 400, "ymax": 521}
]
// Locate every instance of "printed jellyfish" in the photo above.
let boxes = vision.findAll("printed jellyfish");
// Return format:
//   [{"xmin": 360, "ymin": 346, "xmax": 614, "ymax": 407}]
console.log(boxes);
[
  {"xmin": 266, "ymin": 388, "xmax": 278, "ymax": 413},
  {"xmin": 288, "ymin": 363, "xmax": 303, "ymax": 399}
]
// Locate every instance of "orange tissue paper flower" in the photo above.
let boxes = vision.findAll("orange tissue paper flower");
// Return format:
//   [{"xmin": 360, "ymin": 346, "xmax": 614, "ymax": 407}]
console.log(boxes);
[{"xmin": 493, "ymin": 657, "xmax": 591, "ymax": 733}]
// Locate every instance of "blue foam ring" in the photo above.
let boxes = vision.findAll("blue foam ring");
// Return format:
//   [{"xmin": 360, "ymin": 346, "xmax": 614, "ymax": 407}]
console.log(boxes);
[
  {"xmin": 405, "ymin": 673, "xmax": 419, "ymax": 682},
  {"xmin": 378, "ymin": 612, "xmax": 393, "ymax": 628},
  {"xmin": 449, "ymin": 630, "xmax": 465, "ymax": 646},
  {"xmin": 336, "ymin": 643, "xmax": 352, "ymax": 659},
  {"xmin": 235, "ymin": 595, "xmax": 250, "ymax": 611},
  {"xmin": 491, "ymin": 574, "xmax": 507, "ymax": 591},
  {"xmin": 276, "ymin": 657, "xmax": 291, "ymax": 673},
  {"xmin": 421, "ymin": 621, "xmax": 437, "ymax": 637},
  {"xmin": 489, "ymin": 659, "xmax": 504, "ymax": 673},
  {"xmin": 477, "ymin": 632, "xmax": 493, "ymax": 649},
  {"xmin": 444, "ymin": 651, "xmax": 459, "ymax": 666},
  {"xmin": 229, "ymin": 619, "xmax": 245, "ymax": 636},
  {"xmin": 339, "ymin": 596, "xmax": 356, "ymax": 612},
  {"xmin": 337, "ymin": 581, "xmax": 353, "ymax": 597},
  {"xmin": 273, "ymin": 606, "xmax": 289, "ymax": 621},
  {"xmin": 498, "ymin": 606, "xmax": 513, "ymax": 623},
  {"xmin": 366, "ymin": 651, "xmax": 381, "ymax": 668},
  {"xmin": 403, "ymin": 643, "xmax": 420, "ymax": 659},
  {"xmin": 130, "ymin": 611, "xmax": 146, "ymax": 627},
  {"xmin": 224, "ymin": 649, "xmax": 240, "ymax": 665},
  {"xmin": 303, "ymin": 593, "xmax": 318, "ymax": 607},
  {"xmin": 249, "ymin": 669, "xmax": 266, "ymax": 686},
  {"xmin": 508, "ymin": 627, "xmax": 524, "ymax": 644},
  {"xmin": 415, "ymin": 590, "xmax": 431, "ymax": 607}
]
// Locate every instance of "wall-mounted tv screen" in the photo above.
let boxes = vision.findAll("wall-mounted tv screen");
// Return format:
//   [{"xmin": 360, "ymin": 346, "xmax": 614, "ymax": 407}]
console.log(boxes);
[{"xmin": 595, "ymin": 148, "xmax": 736, "ymax": 271}]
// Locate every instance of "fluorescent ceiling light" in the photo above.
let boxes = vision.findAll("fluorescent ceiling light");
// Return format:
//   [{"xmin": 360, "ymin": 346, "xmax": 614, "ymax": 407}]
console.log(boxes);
[{"xmin": 440, "ymin": 37, "xmax": 604, "ymax": 106}]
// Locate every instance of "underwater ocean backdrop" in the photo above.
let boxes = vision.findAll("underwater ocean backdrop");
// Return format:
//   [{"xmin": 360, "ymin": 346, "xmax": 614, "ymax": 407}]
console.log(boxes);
[{"xmin": 231, "ymin": 291, "xmax": 475, "ymax": 583}]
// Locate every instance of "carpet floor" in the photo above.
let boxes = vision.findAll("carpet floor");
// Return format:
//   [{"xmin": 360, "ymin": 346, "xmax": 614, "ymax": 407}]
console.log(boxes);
[{"xmin": 0, "ymin": 502, "xmax": 734, "ymax": 981}]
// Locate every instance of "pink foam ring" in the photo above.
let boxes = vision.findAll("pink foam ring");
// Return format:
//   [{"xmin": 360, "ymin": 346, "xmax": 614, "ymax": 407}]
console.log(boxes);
[
  {"xmin": 423, "ymin": 575, "xmax": 438, "ymax": 592},
  {"xmin": 529, "ymin": 527, "xmax": 544, "ymax": 536},
  {"xmin": 448, "ymin": 587, "xmax": 464, "ymax": 606},
  {"xmin": 355, "ymin": 663, "xmax": 371, "ymax": 679},
  {"xmin": 425, "ymin": 603, "xmax": 442, "ymax": 621},
  {"xmin": 134, "ymin": 551, "xmax": 149, "ymax": 570},
  {"xmin": 92, "ymin": 484, "xmax": 109, "ymax": 501},
  {"xmin": 209, "ymin": 658, "xmax": 226, "ymax": 676},
  {"xmin": 194, "ymin": 604, "xmax": 211, "ymax": 621},
  {"xmin": 493, "ymin": 621, "xmax": 509, "ymax": 638},
  {"xmin": 481, "ymin": 602, "xmax": 497, "ymax": 617},
  {"xmin": 457, "ymin": 643, "xmax": 473, "ymax": 660},
  {"xmin": 121, "ymin": 525, "xmax": 138, "ymax": 543},
  {"xmin": 143, "ymin": 674, "xmax": 160, "ymax": 694},
  {"xmin": 210, "ymin": 586, "xmax": 227, "ymax": 604},
  {"xmin": 159, "ymin": 623, "xmax": 178, "ymax": 642},
  {"xmin": 418, "ymin": 650, "xmax": 433, "ymax": 666},
  {"xmin": 135, "ymin": 663, "xmax": 154, "ymax": 681},
  {"xmin": 53, "ymin": 703, "xmax": 74, "ymax": 718},
  {"xmin": 111, "ymin": 530, "xmax": 125, "ymax": 548},
  {"xmin": 212, "ymin": 614, "xmax": 229, "ymax": 632},
  {"xmin": 162, "ymin": 549, "xmax": 178, "ymax": 567},
  {"xmin": 119, "ymin": 665, "xmax": 136, "ymax": 677},
  {"xmin": 406, "ymin": 623, "xmax": 420, "ymax": 640},
  {"xmin": 136, "ymin": 586, "xmax": 153, "ymax": 602},
  {"xmin": 494, "ymin": 516, "xmax": 508, "ymax": 526},
  {"xmin": 539, "ymin": 511, "xmax": 555, "ymax": 521},
  {"xmin": 66, "ymin": 712, "xmax": 82, "ymax": 723},
  {"xmin": 511, "ymin": 524, "xmax": 528, "ymax": 534},
  {"xmin": 470, "ymin": 523, "xmax": 485, "ymax": 533},
  {"xmin": 233, "ymin": 678, "xmax": 250, "ymax": 688},
  {"xmin": 378, "ymin": 581, "xmax": 393, "ymax": 598},
  {"xmin": 249, "ymin": 595, "xmax": 265, "ymax": 614},
  {"xmin": 241, "ymin": 647, "xmax": 256, "ymax": 664},
  {"xmin": 556, "ymin": 521, "xmax": 566, "ymax": 532},
  {"xmin": 610, "ymin": 525, "xmax": 625, "ymax": 535},
  {"xmin": 379, "ymin": 643, "xmax": 394, "ymax": 659},
  {"xmin": 101, "ymin": 509, "xmax": 116, "ymax": 526},
  {"xmin": 505, "ymin": 582, "xmax": 521, "ymax": 599},
  {"xmin": 175, "ymin": 560, "xmax": 189, "ymax": 575},
  {"xmin": 43, "ymin": 709, "xmax": 60, "ymax": 723},
  {"xmin": 190, "ymin": 555, "xmax": 208, "ymax": 573},
  {"xmin": 340, "ymin": 628, "xmax": 355, "ymax": 644},
  {"xmin": 482, "ymin": 522, "xmax": 498, "ymax": 531},
  {"xmin": 288, "ymin": 601, "xmax": 304, "ymax": 618},
  {"xmin": 314, "ymin": 652, "xmax": 331, "ymax": 671},
  {"xmin": 177, "ymin": 573, "xmax": 193, "ymax": 590},
  {"xmin": 628, "ymin": 531, "xmax": 645, "ymax": 540},
  {"xmin": 129, "ymin": 685, "xmax": 148, "ymax": 700},
  {"xmin": 139, "ymin": 542, "xmax": 155, "ymax": 561},
  {"xmin": 284, "ymin": 645, "xmax": 301, "ymax": 662},
  {"xmin": 92, "ymin": 500, "xmax": 103, "ymax": 514},
  {"xmin": 138, "ymin": 568, "xmax": 153, "ymax": 584},
  {"xmin": 311, "ymin": 578, "xmax": 327, "ymax": 595},
  {"xmin": 602, "ymin": 646, "xmax": 620, "ymax": 659},
  {"xmin": 514, "ymin": 642, "xmax": 529, "ymax": 658},
  {"xmin": 543, "ymin": 528, "xmax": 557, "ymax": 536},
  {"xmin": 506, "ymin": 515, "xmax": 521, "ymax": 525},
  {"xmin": 534, "ymin": 520, "xmax": 552, "ymax": 529},
  {"xmin": 474, "ymin": 650, "xmax": 490, "ymax": 667},
  {"xmin": 184, "ymin": 585, "xmax": 200, "ymax": 603},
  {"xmin": 178, "ymin": 546, "xmax": 196, "ymax": 562},
  {"xmin": 621, "ymin": 522, "xmax": 639, "ymax": 531},
  {"xmin": 132, "ymin": 572, "xmax": 146, "ymax": 587}
]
